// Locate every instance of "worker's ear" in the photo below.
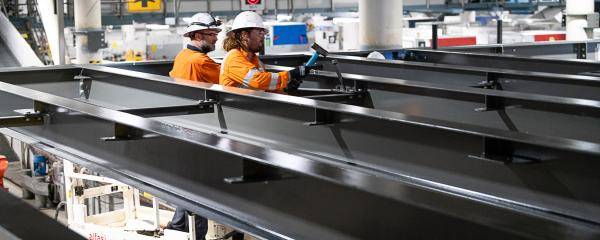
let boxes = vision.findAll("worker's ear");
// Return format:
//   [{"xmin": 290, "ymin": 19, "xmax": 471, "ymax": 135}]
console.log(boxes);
[
  {"xmin": 241, "ymin": 31, "xmax": 250, "ymax": 41},
  {"xmin": 192, "ymin": 32, "xmax": 201, "ymax": 41}
]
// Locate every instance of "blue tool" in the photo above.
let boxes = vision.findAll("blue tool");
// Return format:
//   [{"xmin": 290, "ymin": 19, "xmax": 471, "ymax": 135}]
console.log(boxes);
[
  {"xmin": 305, "ymin": 52, "xmax": 319, "ymax": 67},
  {"xmin": 305, "ymin": 43, "xmax": 329, "ymax": 67}
]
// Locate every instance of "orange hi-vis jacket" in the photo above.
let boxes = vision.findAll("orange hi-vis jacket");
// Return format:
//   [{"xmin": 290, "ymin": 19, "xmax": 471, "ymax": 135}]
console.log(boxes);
[
  {"xmin": 219, "ymin": 49, "xmax": 290, "ymax": 91},
  {"xmin": 169, "ymin": 45, "xmax": 220, "ymax": 84}
]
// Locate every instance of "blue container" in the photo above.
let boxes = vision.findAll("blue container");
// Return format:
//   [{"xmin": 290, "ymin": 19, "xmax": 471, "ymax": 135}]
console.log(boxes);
[{"xmin": 33, "ymin": 155, "xmax": 47, "ymax": 177}]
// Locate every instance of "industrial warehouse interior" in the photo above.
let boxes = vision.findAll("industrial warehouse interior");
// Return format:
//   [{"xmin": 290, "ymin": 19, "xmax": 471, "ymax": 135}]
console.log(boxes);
[{"xmin": 1, "ymin": 0, "xmax": 600, "ymax": 239}]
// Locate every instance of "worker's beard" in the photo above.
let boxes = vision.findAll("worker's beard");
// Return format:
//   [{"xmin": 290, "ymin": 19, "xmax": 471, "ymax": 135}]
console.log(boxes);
[
  {"xmin": 248, "ymin": 42, "xmax": 264, "ymax": 53},
  {"xmin": 198, "ymin": 41, "xmax": 215, "ymax": 53}
]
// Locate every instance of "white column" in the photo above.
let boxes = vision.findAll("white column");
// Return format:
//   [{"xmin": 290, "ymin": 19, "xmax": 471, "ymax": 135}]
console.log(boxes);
[
  {"xmin": 62, "ymin": 160, "xmax": 75, "ymax": 225},
  {"xmin": 37, "ymin": 0, "xmax": 66, "ymax": 64},
  {"xmin": 358, "ymin": 0, "xmax": 403, "ymax": 50},
  {"xmin": 565, "ymin": 0, "xmax": 594, "ymax": 41},
  {"xmin": 74, "ymin": 0, "xmax": 102, "ymax": 64}
]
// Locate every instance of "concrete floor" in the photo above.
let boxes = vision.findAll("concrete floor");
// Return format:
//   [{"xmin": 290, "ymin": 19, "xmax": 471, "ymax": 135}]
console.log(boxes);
[{"xmin": 3, "ymin": 179, "xmax": 68, "ymax": 226}]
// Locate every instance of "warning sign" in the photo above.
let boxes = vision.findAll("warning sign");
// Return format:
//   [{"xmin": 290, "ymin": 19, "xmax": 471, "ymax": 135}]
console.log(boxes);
[
  {"xmin": 241, "ymin": 0, "xmax": 264, "ymax": 11},
  {"xmin": 128, "ymin": 0, "xmax": 162, "ymax": 12}
]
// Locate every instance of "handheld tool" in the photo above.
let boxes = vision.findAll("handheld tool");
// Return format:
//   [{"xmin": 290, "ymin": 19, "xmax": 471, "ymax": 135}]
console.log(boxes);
[
  {"xmin": 305, "ymin": 43, "xmax": 329, "ymax": 66},
  {"xmin": 305, "ymin": 43, "xmax": 346, "ymax": 90}
]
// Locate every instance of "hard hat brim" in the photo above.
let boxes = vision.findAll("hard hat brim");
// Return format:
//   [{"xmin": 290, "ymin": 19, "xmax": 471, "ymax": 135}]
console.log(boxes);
[
  {"xmin": 226, "ymin": 26, "xmax": 267, "ymax": 34},
  {"xmin": 184, "ymin": 27, "xmax": 222, "ymax": 37}
]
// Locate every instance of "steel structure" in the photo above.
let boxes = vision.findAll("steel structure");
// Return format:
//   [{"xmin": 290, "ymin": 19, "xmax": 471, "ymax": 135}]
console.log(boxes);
[
  {"xmin": 329, "ymin": 40, "xmax": 600, "ymax": 74},
  {"xmin": 442, "ymin": 40, "xmax": 600, "ymax": 59},
  {"xmin": 0, "ymin": 46, "xmax": 599, "ymax": 239}
]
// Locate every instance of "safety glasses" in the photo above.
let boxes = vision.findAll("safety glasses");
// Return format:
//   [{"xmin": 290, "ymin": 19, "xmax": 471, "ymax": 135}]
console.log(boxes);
[{"xmin": 200, "ymin": 32, "xmax": 219, "ymax": 37}]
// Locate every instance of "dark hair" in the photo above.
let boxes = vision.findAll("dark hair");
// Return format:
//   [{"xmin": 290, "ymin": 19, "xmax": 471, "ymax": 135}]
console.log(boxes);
[
  {"xmin": 223, "ymin": 29, "xmax": 249, "ymax": 52},
  {"xmin": 188, "ymin": 31, "xmax": 200, "ymax": 41}
]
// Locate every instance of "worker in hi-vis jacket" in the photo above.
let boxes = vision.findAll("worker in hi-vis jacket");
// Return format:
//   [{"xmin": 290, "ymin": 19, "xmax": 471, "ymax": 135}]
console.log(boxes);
[
  {"xmin": 220, "ymin": 11, "xmax": 313, "ymax": 92},
  {"xmin": 169, "ymin": 12, "xmax": 221, "ymax": 84}
]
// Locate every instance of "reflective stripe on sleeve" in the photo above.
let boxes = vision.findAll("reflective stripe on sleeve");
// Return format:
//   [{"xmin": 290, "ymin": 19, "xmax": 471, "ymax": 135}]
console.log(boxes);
[
  {"xmin": 269, "ymin": 73, "xmax": 279, "ymax": 90},
  {"xmin": 243, "ymin": 68, "xmax": 260, "ymax": 87}
]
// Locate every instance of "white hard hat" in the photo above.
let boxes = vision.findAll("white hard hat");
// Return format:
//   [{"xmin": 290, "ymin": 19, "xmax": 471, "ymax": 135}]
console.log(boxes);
[
  {"xmin": 229, "ymin": 11, "xmax": 266, "ymax": 33},
  {"xmin": 367, "ymin": 51, "xmax": 386, "ymax": 60},
  {"xmin": 183, "ymin": 12, "xmax": 222, "ymax": 37}
]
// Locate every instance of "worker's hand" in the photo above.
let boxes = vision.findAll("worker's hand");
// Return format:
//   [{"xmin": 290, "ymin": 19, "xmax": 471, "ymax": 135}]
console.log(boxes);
[
  {"xmin": 305, "ymin": 64, "xmax": 323, "ymax": 73},
  {"xmin": 289, "ymin": 64, "xmax": 323, "ymax": 79},
  {"xmin": 288, "ymin": 66, "xmax": 305, "ymax": 79},
  {"xmin": 284, "ymin": 78, "xmax": 302, "ymax": 92}
]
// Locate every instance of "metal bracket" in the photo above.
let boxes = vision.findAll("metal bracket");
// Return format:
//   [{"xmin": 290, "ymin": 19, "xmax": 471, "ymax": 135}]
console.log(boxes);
[
  {"xmin": 72, "ymin": 29, "xmax": 107, "ymax": 52},
  {"xmin": 0, "ymin": 113, "xmax": 45, "ymax": 128},
  {"xmin": 74, "ymin": 70, "xmax": 92, "ymax": 100},
  {"xmin": 469, "ymin": 137, "xmax": 538, "ymax": 164},
  {"xmin": 431, "ymin": 23, "xmax": 439, "ymax": 50},
  {"xmin": 121, "ymin": 100, "xmax": 216, "ymax": 117},
  {"xmin": 305, "ymin": 92, "xmax": 358, "ymax": 101},
  {"xmin": 473, "ymin": 72, "xmax": 503, "ymax": 90},
  {"xmin": 304, "ymin": 109, "xmax": 339, "ymax": 126},
  {"xmin": 224, "ymin": 159, "xmax": 295, "ymax": 184},
  {"xmin": 33, "ymin": 101, "xmax": 51, "ymax": 114},
  {"xmin": 475, "ymin": 95, "xmax": 506, "ymax": 112},
  {"xmin": 574, "ymin": 43, "xmax": 587, "ymax": 59},
  {"xmin": 474, "ymin": 73, "xmax": 507, "ymax": 112},
  {"xmin": 330, "ymin": 60, "xmax": 346, "ymax": 91},
  {"xmin": 101, "ymin": 123, "xmax": 159, "ymax": 141},
  {"xmin": 495, "ymin": 46, "xmax": 504, "ymax": 54}
]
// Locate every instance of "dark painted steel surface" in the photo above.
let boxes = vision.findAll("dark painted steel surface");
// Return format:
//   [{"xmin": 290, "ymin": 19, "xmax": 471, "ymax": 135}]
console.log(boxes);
[
  {"xmin": 103, "ymin": 54, "xmax": 600, "ymax": 101},
  {"xmin": 0, "ymin": 77, "xmax": 597, "ymax": 239},
  {"xmin": 1, "ymin": 52, "xmax": 599, "ymax": 239},
  {"xmin": 402, "ymin": 49, "xmax": 600, "ymax": 75},
  {"xmin": 97, "ymin": 57, "xmax": 600, "ymax": 143},
  {"xmin": 0, "ymin": 190, "xmax": 85, "ymax": 239},
  {"xmin": 4, "ymin": 65, "xmax": 599, "ymax": 157},
  {"xmin": 313, "ymin": 54, "xmax": 600, "ymax": 101},
  {"xmin": 0, "ymin": 66, "xmax": 599, "ymax": 240},
  {"xmin": 443, "ymin": 40, "xmax": 600, "ymax": 59},
  {"xmin": 0, "ymin": 71, "xmax": 560, "ymax": 239}
]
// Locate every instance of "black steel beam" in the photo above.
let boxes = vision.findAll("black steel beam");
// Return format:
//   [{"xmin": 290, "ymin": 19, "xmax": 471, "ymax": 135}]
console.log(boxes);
[
  {"xmin": 2, "ymin": 66, "xmax": 600, "ymax": 239},
  {"xmin": 102, "ymin": 55, "xmax": 600, "ymax": 102},
  {"xmin": 401, "ymin": 48, "xmax": 600, "ymax": 75},
  {"xmin": 96, "ymin": 58, "xmax": 600, "ymax": 144},
  {"xmin": 443, "ymin": 40, "xmax": 600, "ymax": 58},
  {"xmin": 81, "ymin": 66, "xmax": 600, "ymax": 158},
  {"xmin": 309, "ymin": 70, "xmax": 600, "ymax": 118},
  {"xmin": 310, "ymin": 54, "xmax": 600, "ymax": 101}
]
